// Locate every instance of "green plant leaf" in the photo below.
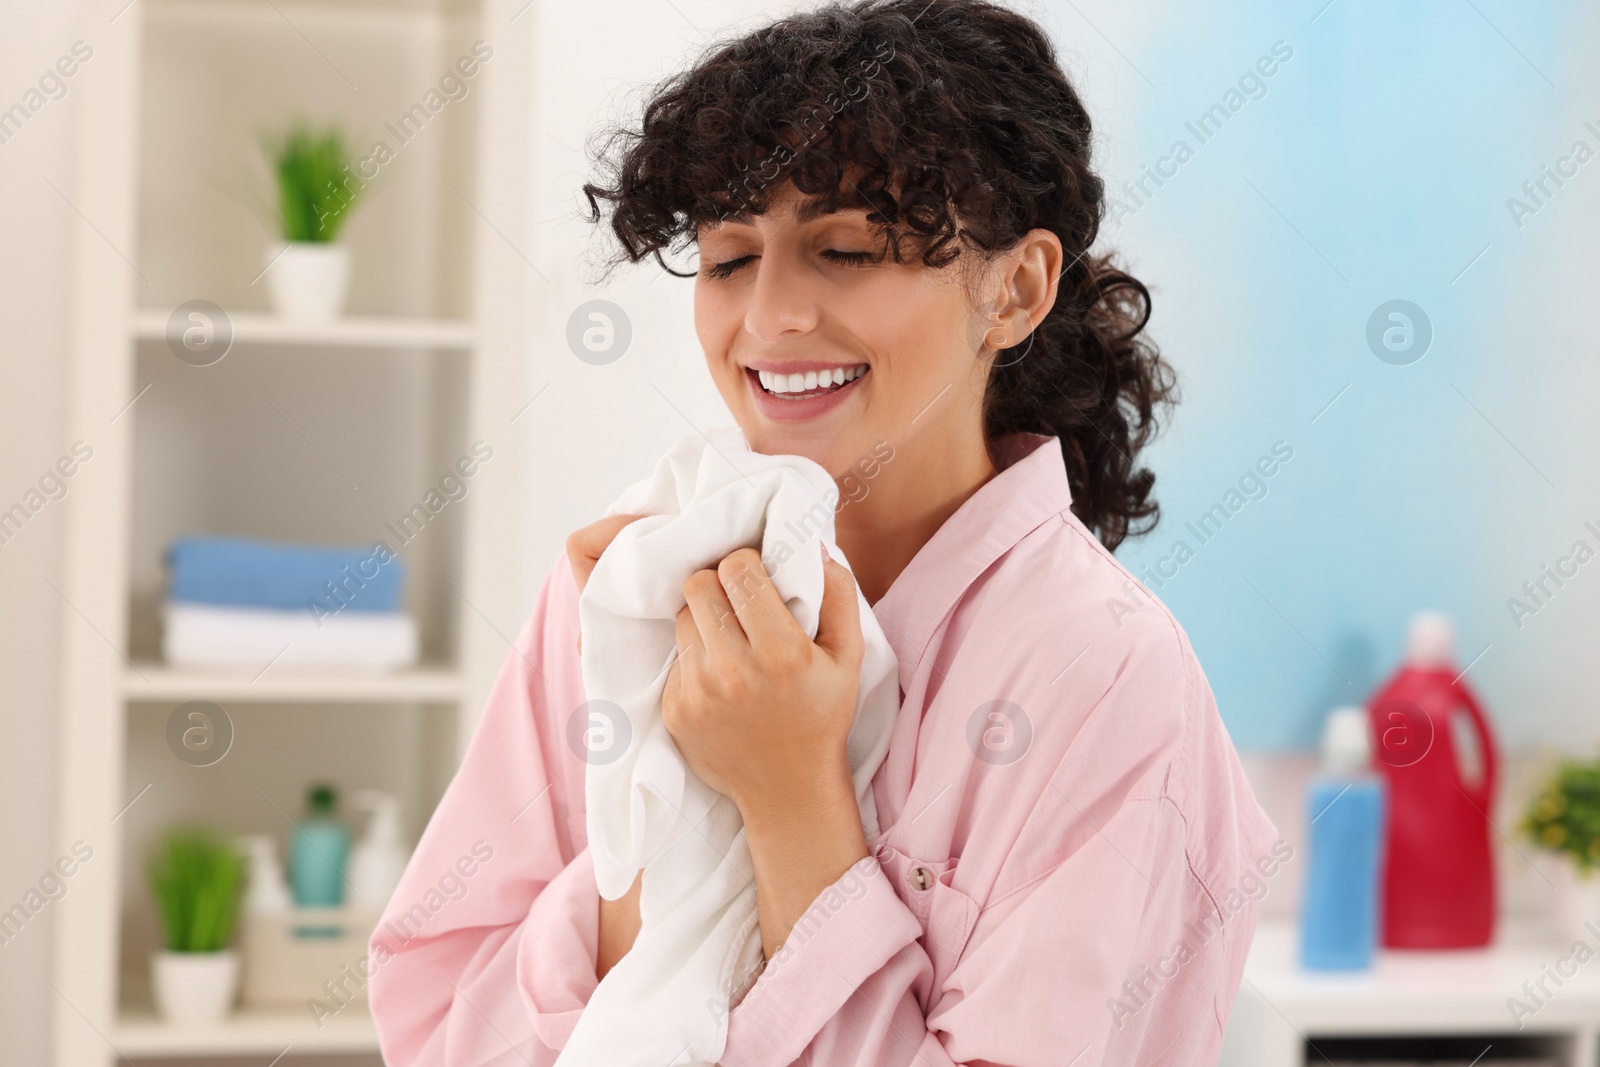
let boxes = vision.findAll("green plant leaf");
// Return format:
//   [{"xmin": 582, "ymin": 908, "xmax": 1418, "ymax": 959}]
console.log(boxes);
[
  {"xmin": 145, "ymin": 827, "xmax": 244, "ymax": 953},
  {"xmin": 1523, "ymin": 752, "xmax": 1600, "ymax": 876},
  {"xmin": 260, "ymin": 121, "xmax": 363, "ymax": 244}
]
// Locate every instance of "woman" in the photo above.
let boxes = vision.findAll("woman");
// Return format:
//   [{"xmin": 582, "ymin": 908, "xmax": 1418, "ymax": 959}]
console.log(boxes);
[{"xmin": 368, "ymin": 1, "xmax": 1277, "ymax": 1064}]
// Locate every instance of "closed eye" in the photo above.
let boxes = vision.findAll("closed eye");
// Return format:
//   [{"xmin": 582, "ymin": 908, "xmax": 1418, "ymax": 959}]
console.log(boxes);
[
  {"xmin": 703, "ymin": 249, "xmax": 878, "ymax": 280},
  {"xmin": 704, "ymin": 254, "xmax": 755, "ymax": 280}
]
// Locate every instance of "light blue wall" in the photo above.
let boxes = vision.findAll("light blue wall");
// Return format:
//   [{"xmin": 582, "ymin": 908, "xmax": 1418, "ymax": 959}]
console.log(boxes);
[{"xmin": 1043, "ymin": 0, "xmax": 1600, "ymax": 749}]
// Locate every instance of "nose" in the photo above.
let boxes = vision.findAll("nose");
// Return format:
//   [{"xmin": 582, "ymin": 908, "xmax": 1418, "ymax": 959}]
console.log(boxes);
[{"xmin": 742, "ymin": 251, "xmax": 820, "ymax": 345}]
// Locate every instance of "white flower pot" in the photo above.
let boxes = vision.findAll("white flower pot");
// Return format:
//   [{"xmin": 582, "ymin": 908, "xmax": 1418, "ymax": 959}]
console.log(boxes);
[
  {"xmin": 151, "ymin": 949, "xmax": 239, "ymax": 1024},
  {"xmin": 1553, "ymin": 857, "xmax": 1600, "ymax": 940},
  {"xmin": 266, "ymin": 242, "xmax": 350, "ymax": 322}
]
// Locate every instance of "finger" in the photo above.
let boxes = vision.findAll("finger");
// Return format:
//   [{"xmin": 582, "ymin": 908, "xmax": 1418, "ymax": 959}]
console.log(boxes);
[
  {"xmin": 715, "ymin": 548, "xmax": 805, "ymax": 654},
  {"xmin": 566, "ymin": 513, "xmax": 648, "ymax": 594},
  {"xmin": 815, "ymin": 555, "xmax": 865, "ymax": 664},
  {"xmin": 674, "ymin": 601, "xmax": 707, "ymax": 670},
  {"xmin": 682, "ymin": 568, "xmax": 750, "ymax": 659}
]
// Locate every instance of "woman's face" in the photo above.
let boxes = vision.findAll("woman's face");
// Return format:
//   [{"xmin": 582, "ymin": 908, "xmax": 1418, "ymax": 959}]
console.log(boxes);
[{"xmin": 693, "ymin": 182, "xmax": 993, "ymax": 477}]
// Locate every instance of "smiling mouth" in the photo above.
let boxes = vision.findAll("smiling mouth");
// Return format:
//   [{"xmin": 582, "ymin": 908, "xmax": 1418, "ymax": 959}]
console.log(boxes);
[{"xmin": 750, "ymin": 363, "xmax": 870, "ymax": 400}]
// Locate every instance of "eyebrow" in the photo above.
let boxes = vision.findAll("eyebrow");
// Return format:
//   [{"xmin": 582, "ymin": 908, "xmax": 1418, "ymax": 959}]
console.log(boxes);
[{"xmin": 710, "ymin": 198, "xmax": 867, "ymax": 228}]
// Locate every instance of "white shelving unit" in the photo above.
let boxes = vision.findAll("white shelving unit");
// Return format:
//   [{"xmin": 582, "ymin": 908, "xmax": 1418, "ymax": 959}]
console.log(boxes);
[
  {"xmin": 123, "ymin": 663, "xmax": 466, "ymax": 704},
  {"xmin": 1222, "ymin": 920, "xmax": 1600, "ymax": 1067},
  {"xmin": 130, "ymin": 309, "xmax": 477, "ymax": 350},
  {"xmin": 53, "ymin": 0, "xmax": 538, "ymax": 1062},
  {"xmin": 115, "ymin": 1004, "xmax": 380, "ymax": 1056}
]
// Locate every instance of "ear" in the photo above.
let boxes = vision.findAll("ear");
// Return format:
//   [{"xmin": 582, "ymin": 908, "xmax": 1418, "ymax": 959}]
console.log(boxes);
[{"xmin": 985, "ymin": 228, "xmax": 1064, "ymax": 350}]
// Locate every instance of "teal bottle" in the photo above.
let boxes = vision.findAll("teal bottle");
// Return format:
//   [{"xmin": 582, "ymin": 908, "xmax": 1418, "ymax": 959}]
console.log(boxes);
[{"xmin": 290, "ymin": 783, "xmax": 348, "ymax": 907}]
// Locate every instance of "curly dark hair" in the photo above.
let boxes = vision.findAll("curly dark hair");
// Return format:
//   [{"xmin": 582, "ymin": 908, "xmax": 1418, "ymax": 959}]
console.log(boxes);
[{"xmin": 581, "ymin": 0, "xmax": 1177, "ymax": 551}]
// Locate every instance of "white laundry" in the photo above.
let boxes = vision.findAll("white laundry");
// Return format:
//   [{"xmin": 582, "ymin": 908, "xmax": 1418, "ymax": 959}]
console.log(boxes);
[
  {"xmin": 560, "ymin": 428, "xmax": 900, "ymax": 1067},
  {"xmin": 160, "ymin": 600, "xmax": 419, "ymax": 672}
]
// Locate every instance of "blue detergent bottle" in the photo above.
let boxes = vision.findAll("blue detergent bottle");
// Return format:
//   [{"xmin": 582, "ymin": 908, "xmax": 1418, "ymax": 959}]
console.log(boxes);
[{"xmin": 1300, "ymin": 706, "xmax": 1386, "ymax": 970}]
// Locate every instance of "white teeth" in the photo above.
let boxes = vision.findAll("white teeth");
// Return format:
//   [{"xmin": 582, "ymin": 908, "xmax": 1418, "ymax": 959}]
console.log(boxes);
[{"xmin": 754, "ymin": 364, "xmax": 869, "ymax": 395}]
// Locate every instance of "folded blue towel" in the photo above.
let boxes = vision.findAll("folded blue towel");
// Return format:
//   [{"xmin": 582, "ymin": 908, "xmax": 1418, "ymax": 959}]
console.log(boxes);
[{"xmin": 166, "ymin": 535, "xmax": 405, "ymax": 615}]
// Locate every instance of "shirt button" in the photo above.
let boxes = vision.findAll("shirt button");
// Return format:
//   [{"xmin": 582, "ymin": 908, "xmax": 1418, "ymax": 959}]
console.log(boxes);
[{"xmin": 908, "ymin": 866, "xmax": 934, "ymax": 891}]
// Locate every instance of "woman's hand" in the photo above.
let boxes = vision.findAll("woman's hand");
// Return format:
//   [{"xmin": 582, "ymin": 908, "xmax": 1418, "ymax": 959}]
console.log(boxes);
[
  {"xmin": 667, "ymin": 546, "xmax": 872, "ymax": 959},
  {"xmin": 565, "ymin": 513, "xmax": 648, "ymax": 980},
  {"xmin": 664, "ymin": 546, "xmax": 864, "ymax": 818},
  {"xmin": 566, "ymin": 513, "xmax": 647, "ymax": 657},
  {"xmin": 595, "ymin": 868, "xmax": 642, "ymax": 980},
  {"xmin": 567, "ymin": 521, "xmax": 873, "ymax": 966}
]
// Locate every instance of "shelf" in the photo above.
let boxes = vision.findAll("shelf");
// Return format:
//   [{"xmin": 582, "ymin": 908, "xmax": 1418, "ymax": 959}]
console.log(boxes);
[
  {"xmin": 51, "ymin": 0, "xmax": 536, "ymax": 1061},
  {"xmin": 133, "ymin": 310, "xmax": 475, "ymax": 350},
  {"xmin": 116, "ymin": 1003, "xmax": 379, "ymax": 1056},
  {"xmin": 1240, "ymin": 918, "xmax": 1600, "ymax": 1032},
  {"xmin": 124, "ymin": 662, "xmax": 464, "ymax": 703},
  {"xmin": 1223, "ymin": 919, "xmax": 1600, "ymax": 1066},
  {"xmin": 149, "ymin": 0, "xmax": 472, "ymax": 13}
]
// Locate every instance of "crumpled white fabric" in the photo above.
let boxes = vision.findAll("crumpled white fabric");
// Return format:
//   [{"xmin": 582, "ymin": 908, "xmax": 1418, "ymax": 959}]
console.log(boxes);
[{"xmin": 558, "ymin": 427, "xmax": 900, "ymax": 1067}]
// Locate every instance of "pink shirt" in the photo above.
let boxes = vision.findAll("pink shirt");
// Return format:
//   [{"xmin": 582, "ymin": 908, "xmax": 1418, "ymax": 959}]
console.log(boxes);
[{"xmin": 368, "ymin": 431, "xmax": 1279, "ymax": 1066}]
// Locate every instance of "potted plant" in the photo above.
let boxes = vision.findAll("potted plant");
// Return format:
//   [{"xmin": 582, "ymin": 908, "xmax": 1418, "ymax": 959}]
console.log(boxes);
[
  {"xmin": 147, "ymin": 826, "xmax": 245, "ymax": 1024},
  {"xmin": 1521, "ymin": 752, "xmax": 1600, "ymax": 937},
  {"xmin": 260, "ymin": 122, "xmax": 363, "ymax": 321}
]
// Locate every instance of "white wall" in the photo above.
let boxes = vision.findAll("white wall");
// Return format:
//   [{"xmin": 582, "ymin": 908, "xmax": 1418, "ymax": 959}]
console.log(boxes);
[
  {"xmin": 0, "ymin": 1, "xmax": 87, "ymax": 1062},
  {"xmin": 512, "ymin": 0, "xmax": 793, "ymax": 611}
]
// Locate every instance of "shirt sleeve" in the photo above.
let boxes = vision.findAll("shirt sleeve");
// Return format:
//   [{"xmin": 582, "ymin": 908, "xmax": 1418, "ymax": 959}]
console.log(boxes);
[
  {"xmin": 367, "ymin": 555, "xmax": 602, "ymax": 1067},
  {"xmin": 719, "ymin": 806, "xmax": 1237, "ymax": 1067},
  {"xmin": 718, "ymin": 623, "xmax": 1271, "ymax": 1067}
]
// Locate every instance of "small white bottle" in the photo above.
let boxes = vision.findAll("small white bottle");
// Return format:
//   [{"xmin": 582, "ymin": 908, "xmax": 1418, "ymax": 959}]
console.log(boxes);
[
  {"xmin": 239, "ymin": 834, "xmax": 292, "ymax": 913},
  {"xmin": 349, "ymin": 791, "xmax": 409, "ymax": 910}
]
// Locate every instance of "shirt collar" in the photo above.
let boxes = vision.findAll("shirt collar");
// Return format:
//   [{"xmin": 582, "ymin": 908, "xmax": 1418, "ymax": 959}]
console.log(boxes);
[{"xmin": 871, "ymin": 433, "xmax": 1073, "ymax": 689}]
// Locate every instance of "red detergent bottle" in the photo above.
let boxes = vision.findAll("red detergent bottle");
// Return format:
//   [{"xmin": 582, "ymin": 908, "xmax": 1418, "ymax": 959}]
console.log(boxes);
[{"xmin": 1366, "ymin": 612, "xmax": 1499, "ymax": 948}]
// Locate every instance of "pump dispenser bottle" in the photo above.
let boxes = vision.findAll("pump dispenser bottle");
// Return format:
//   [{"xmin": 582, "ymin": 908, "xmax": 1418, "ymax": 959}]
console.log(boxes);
[
  {"xmin": 1300, "ymin": 706, "xmax": 1387, "ymax": 970},
  {"xmin": 349, "ymin": 790, "xmax": 408, "ymax": 910}
]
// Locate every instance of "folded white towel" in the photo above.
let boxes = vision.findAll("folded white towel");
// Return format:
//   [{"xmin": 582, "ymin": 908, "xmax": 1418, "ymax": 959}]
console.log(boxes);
[
  {"xmin": 161, "ymin": 601, "xmax": 419, "ymax": 672},
  {"xmin": 562, "ymin": 428, "xmax": 899, "ymax": 1067}
]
